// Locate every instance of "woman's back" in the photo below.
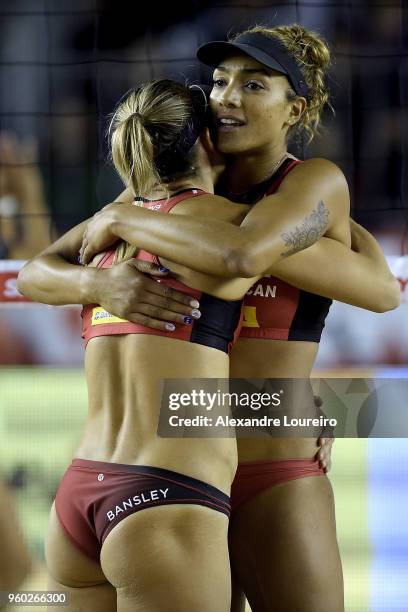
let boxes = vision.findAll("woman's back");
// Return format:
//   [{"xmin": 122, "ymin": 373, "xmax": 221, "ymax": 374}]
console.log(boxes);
[
  {"xmin": 80, "ymin": 334, "xmax": 235, "ymax": 490},
  {"xmin": 76, "ymin": 190, "xmax": 258, "ymax": 490}
]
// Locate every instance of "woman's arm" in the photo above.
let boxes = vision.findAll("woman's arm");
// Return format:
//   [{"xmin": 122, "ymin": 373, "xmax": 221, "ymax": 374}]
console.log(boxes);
[
  {"xmin": 17, "ymin": 186, "xmax": 133, "ymax": 304},
  {"xmin": 80, "ymin": 158, "xmax": 350, "ymax": 277},
  {"xmin": 17, "ymin": 188, "xmax": 200, "ymax": 330},
  {"xmin": 267, "ymin": 221, "xmax": 400, "ymax": 312},
  {"xmin": 81, "ymin": 175, "xmax": 398, "ymax": 312}
]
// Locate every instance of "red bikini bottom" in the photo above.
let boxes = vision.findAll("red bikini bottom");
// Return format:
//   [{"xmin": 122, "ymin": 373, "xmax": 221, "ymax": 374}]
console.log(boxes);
[{"xmin": 230, "ymin": 458, "xmax": 325, "ymax": 513}]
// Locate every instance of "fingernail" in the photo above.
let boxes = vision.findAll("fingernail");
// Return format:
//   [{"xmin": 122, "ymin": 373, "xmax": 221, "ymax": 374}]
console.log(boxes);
[
  {"xmin": 183, "ymin": 316, "xmax": 193, "ymax": 325},
  {"xmin": 159, "ymin": 267, "xmax": 169, "ymax": 273},
  {"xmin": 191, "ymin": 309, "xmax": 201, "ymax": 319},
  {"xmin": 165, "ymin": 323, "xmax": 175, "ymax": 331},
  {"xmin": 190, "ymin": 299, "xmax": 200, "ymax": 308}
]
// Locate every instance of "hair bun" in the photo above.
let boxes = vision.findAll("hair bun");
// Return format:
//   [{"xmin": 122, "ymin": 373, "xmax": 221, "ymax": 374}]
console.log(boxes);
[{"xmin": 288, "ymin": 24, "xmax": 331, "ymax": 70}]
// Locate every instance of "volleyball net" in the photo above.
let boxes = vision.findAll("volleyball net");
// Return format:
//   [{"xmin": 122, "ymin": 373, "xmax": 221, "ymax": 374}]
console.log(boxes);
[
  {"xmin": 0, "ymin": 0, "xmax": 406, "ymax": 369},
  {"xmin": 0, "ymin": 0, "xmax": 407, "ymax": 249}
]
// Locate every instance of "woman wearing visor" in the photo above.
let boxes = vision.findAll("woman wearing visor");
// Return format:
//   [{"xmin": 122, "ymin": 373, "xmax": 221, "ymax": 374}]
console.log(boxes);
[
  {"xmin": 21, "ymin": 25, "xmax": 399, "ymax": 612},
  {"xmin": 77, "ymin": 25, "xmax": 398, "ymax": 612}
]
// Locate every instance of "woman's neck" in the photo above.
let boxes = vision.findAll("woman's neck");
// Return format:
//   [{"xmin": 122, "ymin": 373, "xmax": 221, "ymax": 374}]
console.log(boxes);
[
  {"xmin": 144, "ymin": 170, "xmax": 214, "ymax": 200},
  {"xmin": 225, "ymin": 145, "xmax": 289, "ymax": 195}
]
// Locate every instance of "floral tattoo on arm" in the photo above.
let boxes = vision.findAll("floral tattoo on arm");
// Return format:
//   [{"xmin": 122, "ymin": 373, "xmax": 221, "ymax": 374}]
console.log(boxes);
[{"xmin": 281, "ymin": 201, "xmax": 329, "ymax": 257}]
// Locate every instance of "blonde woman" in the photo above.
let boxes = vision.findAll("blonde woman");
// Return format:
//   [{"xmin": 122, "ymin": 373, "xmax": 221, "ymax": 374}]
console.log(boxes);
[{"xmin": 18, "ymin": 79, "xmax": 327, "ymax": 612}]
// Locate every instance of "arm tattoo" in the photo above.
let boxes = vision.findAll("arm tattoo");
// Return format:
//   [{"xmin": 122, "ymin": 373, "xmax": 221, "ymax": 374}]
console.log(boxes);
[{"xmin": 280, "ymin": 201, "xmax": 329, "ymax": 257}]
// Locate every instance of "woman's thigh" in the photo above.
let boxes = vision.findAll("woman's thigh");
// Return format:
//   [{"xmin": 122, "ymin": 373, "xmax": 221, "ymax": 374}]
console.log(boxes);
[
  {"xmin": 45, "ymin": 503, "xmax": 116, "ymax": 612},
  {"xmin": 101, "ymin": 504, "xmax": 231, "ymax": 612},
  {"xmin": 229, "ymin": 476, "xmax": 344, "ymax": 612}
]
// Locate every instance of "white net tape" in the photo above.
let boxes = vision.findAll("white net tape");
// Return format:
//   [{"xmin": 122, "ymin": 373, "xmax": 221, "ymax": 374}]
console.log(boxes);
[{"xmin": 1, "ymin": 257, "xmax": 407, "ymax": 305}]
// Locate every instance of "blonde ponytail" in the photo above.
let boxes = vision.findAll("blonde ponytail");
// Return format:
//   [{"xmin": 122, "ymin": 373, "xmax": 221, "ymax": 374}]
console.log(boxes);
[
  {"xmin": 108, "ymin": 81, "xmax": 194, "ymax": 263},
  {"xmin": 110, "ymin": 92, "xmax": 161, "ymax": 199}
]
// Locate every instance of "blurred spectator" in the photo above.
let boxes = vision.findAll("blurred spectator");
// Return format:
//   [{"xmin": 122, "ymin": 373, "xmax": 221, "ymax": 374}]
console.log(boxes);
[
  {"xmin": 0, "ymin": 133, "xmax": 52, "ymax": 259},
  {"xmin": 0, "ymin": 478, "xmax": 32, "ymax": 603},
  {"xmin": 0, "ymin": 132, "xmax": 83, "ymax": 365}
]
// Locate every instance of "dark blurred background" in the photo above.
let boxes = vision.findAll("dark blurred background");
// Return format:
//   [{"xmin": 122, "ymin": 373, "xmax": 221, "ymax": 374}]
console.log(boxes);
[{"xmin": 0, "ymin": 0, "xmax": 406, "ymax": 237}]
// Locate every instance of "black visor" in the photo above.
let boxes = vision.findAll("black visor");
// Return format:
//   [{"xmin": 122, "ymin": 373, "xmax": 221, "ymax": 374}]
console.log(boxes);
[{"xmin": 197, "ymin": 32, "xmax": 309, "ymax": 99}]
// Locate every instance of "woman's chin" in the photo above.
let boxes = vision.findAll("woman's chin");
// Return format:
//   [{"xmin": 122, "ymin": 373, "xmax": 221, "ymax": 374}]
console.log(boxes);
[{"xmin": 215, "ymin": 138, "xmax": 248, "ymax": 155}]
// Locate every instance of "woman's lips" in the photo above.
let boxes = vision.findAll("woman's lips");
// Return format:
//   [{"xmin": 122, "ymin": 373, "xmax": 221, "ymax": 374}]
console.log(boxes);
[
  {"xmin": 219, "ymin": 127, "xmax": 243, "ymax": 133},
  {"xmin": 216, "ymin": 121, "xmax": 246, "ymax": 133}
]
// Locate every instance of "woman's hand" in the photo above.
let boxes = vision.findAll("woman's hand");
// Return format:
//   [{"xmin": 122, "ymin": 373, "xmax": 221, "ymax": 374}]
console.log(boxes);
[
  {"xmin": 314, "ymin": 395, "xmax": 334, "ymax": 473},
  {"xmin": 199, "ymin": 128, "xmax": 226, "ymax": 185},
  {"xmin": 91, "ymin": 258, "xmax": 201, "ymax": 330},
  {"xmin": 316, "ymin": 437, "xmax": 334, "ymax": 473},
  {"xmin": 79, "ymin": 202, "xmax": 132, "ymax": 265}
]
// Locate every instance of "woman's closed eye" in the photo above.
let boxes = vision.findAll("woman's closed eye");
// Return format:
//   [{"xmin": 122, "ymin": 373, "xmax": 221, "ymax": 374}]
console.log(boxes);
[{"xmin": 212, "ymin": 78, "xmax": 265, "ymax": 91}]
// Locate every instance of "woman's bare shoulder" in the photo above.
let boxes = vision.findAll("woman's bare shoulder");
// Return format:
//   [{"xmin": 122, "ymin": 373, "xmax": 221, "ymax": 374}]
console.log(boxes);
[
  {"xmin": 280, "ymin": 157, "xmax": 349, "ymax": 203},
  {"xmin": 293, "ymin": 157, "xmax": 348, "ymax": 184},
  {"xmin": 172, "ymin": 193, "xmax": 248, "ymax": 223}
]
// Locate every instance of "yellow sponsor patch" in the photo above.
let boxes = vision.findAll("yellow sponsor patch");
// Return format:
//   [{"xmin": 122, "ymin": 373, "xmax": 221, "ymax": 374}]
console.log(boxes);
[
  {"xmin": 91, "ymin": 307, "xmax": 129, "ymax": 326},
  {"xmin": 242, "ymin": 306, "xmax": 260, "ymax": 328}
]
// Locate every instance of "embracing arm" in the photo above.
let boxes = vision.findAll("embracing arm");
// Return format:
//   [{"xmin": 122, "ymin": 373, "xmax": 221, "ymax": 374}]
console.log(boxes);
[
  {"xmin": 268, "ymin": 220, "xmax": 400, "ymax": 312},
  {"xmin": 81, "ymin": 159, "xmax": 349, "ymax": 278},
  {"xmin": 17, "ymin": 219, "xmax": 97, "ymax": 305},
  {"xmin": 17, "ymin": 186, "xmax": 133, "ymax": 304},
  {"xmin": 17, "ymin": 188, "xmax": 199, "ymax": 329}
]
